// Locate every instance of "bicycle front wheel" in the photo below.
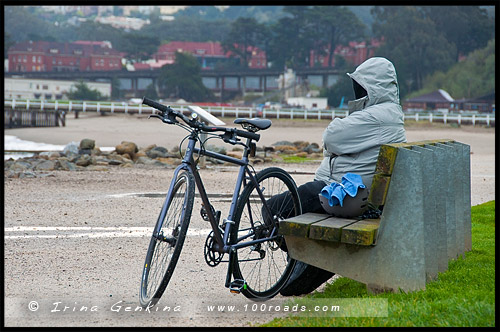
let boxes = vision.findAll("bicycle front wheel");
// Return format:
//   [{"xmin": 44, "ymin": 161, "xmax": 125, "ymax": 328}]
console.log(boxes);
[
  {"xmin": 231, "ymin": 167, "xmax": 301, "ymax": 299},
  {"xmin": 140, "ymin": 170, "xmax": 195, "ymax": 307}
]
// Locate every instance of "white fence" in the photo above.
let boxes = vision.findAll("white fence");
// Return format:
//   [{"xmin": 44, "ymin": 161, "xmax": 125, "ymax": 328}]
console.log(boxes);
[{"xmin": 4, "ymin": 98, "xmax": 495, "ymax": 126}]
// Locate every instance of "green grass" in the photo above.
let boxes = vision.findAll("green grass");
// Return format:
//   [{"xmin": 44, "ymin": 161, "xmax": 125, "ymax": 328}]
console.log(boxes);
[
  {"xmin": 278, "ymin": 155, "xmax": 320, "ymax": 164},
  {"xmin": 262, "ymin": 200, "xmax": 495, "ymax": 327}
]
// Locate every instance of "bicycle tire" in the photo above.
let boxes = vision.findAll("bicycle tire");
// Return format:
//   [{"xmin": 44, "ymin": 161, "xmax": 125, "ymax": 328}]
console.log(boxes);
[
  {"xmin": 231, "ymin": 167, "xmax": 301, "ymax": 299},
  {"xmin": 140, "ymin": 170, "xmax": 195, "ymax": 307}
]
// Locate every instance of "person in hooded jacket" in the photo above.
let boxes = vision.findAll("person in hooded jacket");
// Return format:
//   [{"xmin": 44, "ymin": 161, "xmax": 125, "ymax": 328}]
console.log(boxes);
[{"xmin": 277, "ymin": 57, "xmax": 407, "ymax": 296}]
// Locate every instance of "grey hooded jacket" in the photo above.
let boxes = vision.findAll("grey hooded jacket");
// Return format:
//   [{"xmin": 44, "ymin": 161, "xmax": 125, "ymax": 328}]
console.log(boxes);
[{"xmin": 314, "ymin": 57, "xmax": 407, "ymax": 189}]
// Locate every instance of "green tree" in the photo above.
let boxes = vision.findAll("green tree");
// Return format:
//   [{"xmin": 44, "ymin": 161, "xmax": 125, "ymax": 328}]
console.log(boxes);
[
  {"xmin": 267, "ymin": 6, "xmax": 315, "ymax": 69},
  {"xmin": 120, "ymin": 33, "xmax": 159, "ymax": 61},
  {"xmin": 144, "ymin": 83, "xmax": 159, "ymax": 100},
  {"xmin": 4, "ymin": 6, "xmax": 58, "ymax": 43},
  {"xmin": 158, "ymin": 52, "xmax": 214, "ymax": 102},
  {"xmin": 67, "ymin": 81, "xmax": 104, "ymax": 101},
  {"xmin": 76, "ymin": 21, "xmax": 124, "ymax": 48},
  {"xmin": 222, "ymin": 17, "xmax": 265, "ymax": 68},
  {"xmin": 406, "ymin": 39, "xmax": 495, "ymax": 100},
  {"xmin": 111, "ymin": 77, "xmax": 123, "ymax": 100},
  {"xmin": 371, "ymin": 6, "xmax": 456, "ymax": 97},
  {"xmin": 4, "ymin": 32, "xmax": 14, "ymax": 59},
  {"xmin": 320, "ymin": 64, "xmax": 357, "ymax": 107},
  {"xmin": 422, "ymin": 6, "xmax": 495, "ymax": 62},
  {"xmin": 308, "ymin": 6, "xmax": 366, "ymax": 67}
]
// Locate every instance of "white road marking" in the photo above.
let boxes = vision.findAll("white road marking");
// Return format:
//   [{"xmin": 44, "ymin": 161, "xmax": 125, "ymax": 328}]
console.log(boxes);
[{"xmin": 4, "ymin": 226, "xmax": 213, "ymax": 239}]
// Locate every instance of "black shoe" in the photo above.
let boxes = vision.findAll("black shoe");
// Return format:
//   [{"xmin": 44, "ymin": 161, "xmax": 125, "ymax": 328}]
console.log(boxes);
[{"xmin": 280, "ymin": 261, "xmax": 335, "ymax": 296}]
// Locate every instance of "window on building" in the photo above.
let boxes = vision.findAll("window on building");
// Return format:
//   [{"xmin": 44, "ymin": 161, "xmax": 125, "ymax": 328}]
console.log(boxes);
[
  {"xmin": 23, "ymin": 55, "xmax": 27, "ymax": 62},
  {"xmin": 38, "ymin": 56, "xmax": 42, "ymax": 63},
  {"xmin": 42, "ymin": 85, "xmax": 48, "ymax": 90},
  {"xmin": 45, "ymin": 94, "xmax": 52, "ymax": 100},
  {"xmin": 33, "ymin": 56, "xmax": 36, "ymax": 62},
  {"xmin": 32, "ymin": 66, "xmax": 36, "ymax": 71}
]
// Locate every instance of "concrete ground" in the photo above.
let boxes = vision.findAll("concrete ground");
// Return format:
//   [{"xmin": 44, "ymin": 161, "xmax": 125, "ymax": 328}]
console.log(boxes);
[{"xmin": 4, "ymin": 113, "xmax": 495, "ymax": 327}]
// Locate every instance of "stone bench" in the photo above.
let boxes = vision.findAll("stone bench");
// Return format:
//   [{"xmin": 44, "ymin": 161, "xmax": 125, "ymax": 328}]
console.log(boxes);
[{"xmin": 279, "ymin": 139, "xmax": 472, "ymax": 293}]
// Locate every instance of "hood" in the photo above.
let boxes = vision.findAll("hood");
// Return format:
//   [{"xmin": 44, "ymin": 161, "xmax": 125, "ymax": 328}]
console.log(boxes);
[{"xmin": 347, "ymin": 57, "xmax": 400, "ymax": 108}]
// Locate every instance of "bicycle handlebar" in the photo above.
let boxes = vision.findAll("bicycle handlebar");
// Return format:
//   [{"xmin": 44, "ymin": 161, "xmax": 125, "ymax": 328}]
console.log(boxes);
[{"xmin": 142, "ymin": 97, "xmax": 260, "ymax": 142}]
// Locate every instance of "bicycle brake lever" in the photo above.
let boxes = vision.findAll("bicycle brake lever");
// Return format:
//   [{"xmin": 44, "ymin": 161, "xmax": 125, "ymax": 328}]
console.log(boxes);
[{"xmin": 148, "ymin": 114, "xmax": 162, "ymax": 120}]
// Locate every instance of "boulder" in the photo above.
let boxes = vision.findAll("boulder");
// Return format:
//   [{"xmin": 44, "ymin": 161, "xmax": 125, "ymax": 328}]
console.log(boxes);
[
  {"xmin": 146, "ymin": 146, "xmax": 169, "ymax": 159},
  {"xmin": 293, "ymin": 141, "xmax": 310, "ymax": 150},
  {"xmin": 58, "ymin": 159, "xmax": 78, "ymax": 171},
  {"xmin": 140, "ymin": 144, "xmax": 157, "ymax": 153},
  {"xmin": 272, "ymin": 140, "xmax": 294, "ymax": 147},
  {"xmin": 9, "ymin": 161, "xmax": 33, "ymax": 172},
  {"xmin": 115, "ymin": 141, "xmax": 138, "ymax": 158},
  {"xmin": 79, "ymin": 149, "xmax": 92, "ymax": 155},
  {"xmin": 206, "ymin": 145, "xmax": 226, "ymax": 155},
  {"xmin": 63, "ymin": 142, "xmax": 80, "ymax": 156},
  {"xmin": 79, "ymin": 138, "xmax": 95, "ymax": 150},
  {"xmin": 303, "ymin": 143, "xmax": 322, "ymax": 154},
  {"xmin": 274, "ymin": 145, "xmax": 298, "ymax": 154},
  {"xmin": 227, "ymin": 151, "xmax": 243, "ymax": 159},
  {"xmin": 34, "ymin": 160, "xmax": 57, "ymax": 171},
  {"xmin": 75, "ymin": 155, "xmax": 92, "ymax": 167}
]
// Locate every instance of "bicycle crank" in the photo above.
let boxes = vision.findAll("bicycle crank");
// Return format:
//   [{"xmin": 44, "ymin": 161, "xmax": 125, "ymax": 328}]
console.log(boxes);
[{"xmin": 204, "ymin": 230, "xmax": 224, "ymax": 267}]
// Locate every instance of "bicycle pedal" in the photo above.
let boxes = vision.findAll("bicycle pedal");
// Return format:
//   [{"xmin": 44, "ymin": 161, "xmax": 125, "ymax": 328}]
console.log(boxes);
[{"xmin": 229, "ymin": 279, "xmax": 247, "ymax": 294}]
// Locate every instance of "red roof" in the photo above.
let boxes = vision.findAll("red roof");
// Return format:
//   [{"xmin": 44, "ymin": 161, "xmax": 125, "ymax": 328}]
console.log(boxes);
[
  {"xmin": 156, "ymin": 41, "xmax": 226, "ymax": 58},
  {"xmin": 133, "ymin": 63, "xmax": 151, "ymax": 70},
  {"xmin": 155, "ymin": 41, "xmax": 266, "ymax": 59},
  {"xmin": 9, "ymin": 40, "xmax": 121, "ymax": 57}
]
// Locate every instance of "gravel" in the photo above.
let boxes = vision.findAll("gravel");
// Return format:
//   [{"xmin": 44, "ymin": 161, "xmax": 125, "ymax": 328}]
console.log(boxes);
[{"xmin": 4, "ymin": 114, "xmax": 495, "ymax": 327}]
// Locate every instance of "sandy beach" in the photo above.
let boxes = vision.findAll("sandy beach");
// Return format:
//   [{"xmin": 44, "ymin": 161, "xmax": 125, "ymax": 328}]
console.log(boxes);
[{"xmin": 4, "ymin": 113, "xmax": 495, "ymax": 327}]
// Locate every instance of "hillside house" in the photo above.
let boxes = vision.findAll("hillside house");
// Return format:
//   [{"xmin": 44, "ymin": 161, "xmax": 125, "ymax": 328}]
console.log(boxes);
[{"xmin": 403, "ymin": 89, "xmax": 455, "ymax": 112}]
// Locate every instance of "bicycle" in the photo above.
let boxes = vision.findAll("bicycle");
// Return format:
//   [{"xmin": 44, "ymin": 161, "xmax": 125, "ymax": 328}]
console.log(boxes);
[{"xmin": 139, "ymin": 97, "xmax": 302, "ymax": 308}]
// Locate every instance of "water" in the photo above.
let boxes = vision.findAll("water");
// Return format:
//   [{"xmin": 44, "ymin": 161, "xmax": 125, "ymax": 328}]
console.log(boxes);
[{"xmin": 4, "ymin": 135, "xmax": 114, "ymax": 160}]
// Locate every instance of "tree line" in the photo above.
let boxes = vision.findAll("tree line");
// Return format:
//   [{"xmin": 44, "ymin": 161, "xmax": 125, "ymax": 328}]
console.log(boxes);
[{"xmin": 4, "ymin": 6, "xmax": 495, "ymax": 101}]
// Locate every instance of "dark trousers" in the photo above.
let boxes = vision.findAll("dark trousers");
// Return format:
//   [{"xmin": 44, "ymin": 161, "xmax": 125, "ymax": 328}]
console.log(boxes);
[
  {"xmin": 265, "ymin": 180, "xmax": 326, "ymax": 222},
  {"xmin": 266, "ymin": 180, "xmax": 335, "ymax": 296}
]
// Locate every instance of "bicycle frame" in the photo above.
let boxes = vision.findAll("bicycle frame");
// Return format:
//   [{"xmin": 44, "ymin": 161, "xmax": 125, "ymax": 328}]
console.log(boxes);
[{"xmin": 154, "ymin": 129, "xmax": 280, "ymax": 288}]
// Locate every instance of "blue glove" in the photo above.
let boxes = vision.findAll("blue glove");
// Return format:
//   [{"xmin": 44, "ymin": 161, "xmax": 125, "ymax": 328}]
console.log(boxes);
[{"xmin": 320, "ymin": 173, "xmax": 366, "ymax": 207}]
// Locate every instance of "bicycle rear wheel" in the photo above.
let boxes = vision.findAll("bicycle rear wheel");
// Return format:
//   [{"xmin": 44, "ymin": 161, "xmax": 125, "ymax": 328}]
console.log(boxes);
[
  {"xmin": 140, "ymin": 170, "xmax": 195, "ymax": 307},
  {"xmin": 231, "ymin": 167, "xmax": 301, "ymax": 299}
]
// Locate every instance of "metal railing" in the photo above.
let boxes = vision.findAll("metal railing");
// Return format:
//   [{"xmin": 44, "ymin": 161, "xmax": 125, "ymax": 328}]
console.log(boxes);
[{"xmin": 4, "ymin": 98, "xmax": 495, "ymax": 126}]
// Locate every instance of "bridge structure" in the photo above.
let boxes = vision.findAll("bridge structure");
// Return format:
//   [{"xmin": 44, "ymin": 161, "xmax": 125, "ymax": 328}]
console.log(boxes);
[{"xmin": 4, "ymin": 67, "xmax": 342, "ymax": 99}]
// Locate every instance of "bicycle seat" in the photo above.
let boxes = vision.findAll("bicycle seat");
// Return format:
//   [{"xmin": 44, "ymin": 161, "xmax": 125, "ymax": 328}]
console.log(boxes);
[{"xmin": 234, "ymin": 118, "xmax": 272, "ymax": 132}]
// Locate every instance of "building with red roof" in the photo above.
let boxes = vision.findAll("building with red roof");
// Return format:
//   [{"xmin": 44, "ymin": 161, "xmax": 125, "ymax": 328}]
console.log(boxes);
[
  {"xmin": 153, "ymin": 41, "xmax": 267, "ymax": 70},
  {"xmin": 309, "ymin": 38, "xmax": 382, "ymax": 68},
  {"xmin": 8, "ymin": 40, "xmax": 123, "ymax": 72}
]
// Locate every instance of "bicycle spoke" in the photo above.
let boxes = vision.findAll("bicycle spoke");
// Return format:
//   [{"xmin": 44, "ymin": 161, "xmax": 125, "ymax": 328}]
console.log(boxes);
[
  {"xmin": 232, "ymin": 168, "xmax": 300, "ymax": 298},
  {"xmin": 140, "ymin": 171, "xmax": 194, "ymax": 307}
]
